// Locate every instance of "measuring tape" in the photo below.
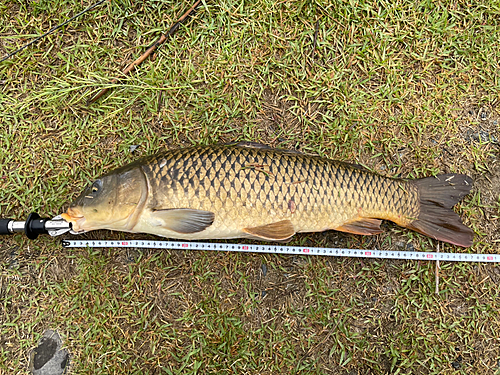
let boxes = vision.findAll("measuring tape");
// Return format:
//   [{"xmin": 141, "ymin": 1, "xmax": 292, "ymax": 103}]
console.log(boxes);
[{"xmin": 61, "ymin": 240, "xmax": 499, "ymax": 263}]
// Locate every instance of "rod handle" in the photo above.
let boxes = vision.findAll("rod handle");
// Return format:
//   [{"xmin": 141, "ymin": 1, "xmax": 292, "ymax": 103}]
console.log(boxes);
[
  {"xmin": 0, "ymin": 219, "xmax": 13, "ymax": 235},
  {"xmin": 0, "ymin": 213, "xmax": 48, "ymax": 239}
]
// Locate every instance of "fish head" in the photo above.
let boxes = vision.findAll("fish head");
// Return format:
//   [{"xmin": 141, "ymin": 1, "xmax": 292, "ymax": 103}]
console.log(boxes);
[{"xmin": 62, "ymin": 166, "xmax": 147, "ymax": 232}]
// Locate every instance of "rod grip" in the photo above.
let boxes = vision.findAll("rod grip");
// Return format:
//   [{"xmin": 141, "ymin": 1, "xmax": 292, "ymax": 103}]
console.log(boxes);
[{"xmin": 0, "ymin": 219, "xmax": 13, "ymax": 235}]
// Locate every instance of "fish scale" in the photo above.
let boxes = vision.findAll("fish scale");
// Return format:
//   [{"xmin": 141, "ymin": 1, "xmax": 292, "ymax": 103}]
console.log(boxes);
[
  {"xmin": 63, "ymin": 142, "xmax": 473, "ymax": 247},
  {"xmin": 137, "ymin": 144, "xmax": 419, "ymax": 237}
]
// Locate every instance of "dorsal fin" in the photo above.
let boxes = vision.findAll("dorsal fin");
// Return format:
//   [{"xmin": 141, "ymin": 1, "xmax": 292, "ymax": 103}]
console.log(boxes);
[
  {"xmin": 334, "ymin": 161, "xmax": 371, "ymax": 172},
  {"xmin": 232, "ymin": 141, "xmax": 272, "ymax": 149}
]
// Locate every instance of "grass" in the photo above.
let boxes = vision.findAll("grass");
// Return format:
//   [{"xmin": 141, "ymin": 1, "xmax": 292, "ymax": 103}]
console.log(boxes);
[{"xmin": 1, "ymin": 0, "xmax": 500, "ymax": 373}]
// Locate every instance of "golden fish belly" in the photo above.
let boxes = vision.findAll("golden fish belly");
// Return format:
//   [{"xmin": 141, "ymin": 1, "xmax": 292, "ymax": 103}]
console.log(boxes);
[{"xmin": 129, "ymin": 145, "xmax": 419, "ymax": 240}]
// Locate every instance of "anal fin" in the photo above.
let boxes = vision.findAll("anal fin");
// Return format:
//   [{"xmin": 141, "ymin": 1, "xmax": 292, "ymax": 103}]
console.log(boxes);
[
  {"xmin": 336, "ymin": 218, "xmax": 383, "ymax": 235},
  {"xmin": 243, "ymin": 220, "xmax": 295, "ymax": 241}
]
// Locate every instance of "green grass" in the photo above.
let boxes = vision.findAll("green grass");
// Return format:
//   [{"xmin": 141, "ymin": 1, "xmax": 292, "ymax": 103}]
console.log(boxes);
[{"xmin": 1, "ymin": 0, "xmax": 500, "ymax": 373}]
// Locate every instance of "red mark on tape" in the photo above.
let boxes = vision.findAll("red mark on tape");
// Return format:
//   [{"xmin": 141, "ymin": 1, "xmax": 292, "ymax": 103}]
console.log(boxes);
[
  {"xmin": 121, "ymin": 242, "xmax": 128, "ymax": 245},
  {"xmin": 427, "ymin": 254, "xmax": 433, "ymax": 259},
  {"xmin": 365, "ymin": 251, "xmax": 371, "ymax": 256},
  {"xmin": 242, "ymin": 246, "xmax": 249, "ymax": 250},
  {"xmin": 182, "ymin": 243, "xmax": 188, "ymax": 248},
  {"xmin": 303, "ymin": 248, "xmax": 310, "ymax": 253},
  {"xmin": 488, "ymin": 256, "xmax": 493, "ymax": 260}
]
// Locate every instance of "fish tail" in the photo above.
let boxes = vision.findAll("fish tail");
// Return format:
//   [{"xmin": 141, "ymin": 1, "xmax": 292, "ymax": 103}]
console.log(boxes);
[{"xmin": 406, "ymin": 174, "xmax": 473, "ymax": 247}]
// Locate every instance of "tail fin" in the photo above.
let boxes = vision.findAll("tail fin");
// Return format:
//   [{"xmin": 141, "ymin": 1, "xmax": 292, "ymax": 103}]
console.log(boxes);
[{"xmin": 407, "ymin": 174, "xmax": 473, "ymax": 247}]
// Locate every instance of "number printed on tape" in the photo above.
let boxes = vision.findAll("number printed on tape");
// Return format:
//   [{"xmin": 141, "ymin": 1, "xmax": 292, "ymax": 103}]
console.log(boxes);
[{"xmin": 60, "ymin": 240, "xmax": 499, "ymax": 263}]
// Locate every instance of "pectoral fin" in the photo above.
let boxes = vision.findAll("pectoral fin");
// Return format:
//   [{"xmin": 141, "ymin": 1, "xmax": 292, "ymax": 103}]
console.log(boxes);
[
  {"xmin": 243, "ymin": 220, "xmax": 295, "ymax": 241},
  {"xmin": 150, "ymin": 209, "xmax": 215, "ymax": 233},
  {"xmin": 336, "ymin": 218, "xmax": 383, "ymax": 235}
]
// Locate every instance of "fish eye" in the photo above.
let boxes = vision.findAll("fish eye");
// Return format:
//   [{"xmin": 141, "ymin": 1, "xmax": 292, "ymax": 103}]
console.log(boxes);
[{"xmin": 91, "ymin": 180, "xmax": 102, "ymax": 193}]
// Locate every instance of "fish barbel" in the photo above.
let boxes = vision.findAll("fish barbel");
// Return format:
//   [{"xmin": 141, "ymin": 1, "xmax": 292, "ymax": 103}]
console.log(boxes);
[{"xmin": 61, "ymin": 142, "xmax": 474, "ymax": 247}]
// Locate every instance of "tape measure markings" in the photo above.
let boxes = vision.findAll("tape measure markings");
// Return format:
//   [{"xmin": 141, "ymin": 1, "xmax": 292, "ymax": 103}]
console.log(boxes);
[{"xmin": 60, "ymin": 240, "xmax": 499, "ymax": 263}]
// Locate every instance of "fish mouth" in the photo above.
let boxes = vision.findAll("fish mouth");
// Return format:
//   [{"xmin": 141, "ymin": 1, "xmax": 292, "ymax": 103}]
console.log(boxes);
[{"xmin": 61, "ymin": 207, "xmax": 87, "ymax": 232}]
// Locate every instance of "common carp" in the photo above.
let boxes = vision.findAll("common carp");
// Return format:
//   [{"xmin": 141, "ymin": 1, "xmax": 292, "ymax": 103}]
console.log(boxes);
[{"xmin": 61, "ymin": 142, "xmax": 474, "ymax": 247}]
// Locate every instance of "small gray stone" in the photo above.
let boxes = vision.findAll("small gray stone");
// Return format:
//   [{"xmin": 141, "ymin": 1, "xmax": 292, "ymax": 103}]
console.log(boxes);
[
  {"xmin": 129, "ymin": 145, "xmax": 140, "ymax": 153},
  {"xmin": 30, "ymin": 330, "xmax": 69, "ymax": 375},
  {"xmin": 394, "ymin": 241, "xmax": 406, "ymax": 250},
  {"xmin": 33, "ymin": 338, "xmax": 57, "ymax": 370},
  {"xmin": 261, "ymin": 264, "xmax": 267, "ymax": 277}
]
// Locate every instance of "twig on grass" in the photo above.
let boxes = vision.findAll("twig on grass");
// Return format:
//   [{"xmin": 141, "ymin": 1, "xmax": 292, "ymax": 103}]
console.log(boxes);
[{"xmin": 87, "ymin": 0, "xmax": 203, "ymax": 105}]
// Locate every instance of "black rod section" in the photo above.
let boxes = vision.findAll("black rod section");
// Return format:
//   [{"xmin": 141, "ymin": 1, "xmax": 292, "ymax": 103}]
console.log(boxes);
[{"xmin": 0, "ymin": 213, "xmax": 71, "ymax": 239}]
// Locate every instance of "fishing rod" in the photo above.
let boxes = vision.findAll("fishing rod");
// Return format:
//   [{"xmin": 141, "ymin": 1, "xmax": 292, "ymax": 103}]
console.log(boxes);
[
  {"xmin": 0, "ymin": 0, "xmax": 107, "ymax": 63},
  {"xmin": 0, "ymin": 213, "xmax": 497, "ymax": 263},
  {"xmin": 0, "ymin": 213, "xmax": 71, "ymax": 239}
]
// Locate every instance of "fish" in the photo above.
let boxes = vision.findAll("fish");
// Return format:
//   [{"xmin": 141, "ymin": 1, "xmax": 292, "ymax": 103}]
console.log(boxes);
[{"xmin": 61, "ymin": 142, "xmax": 474, "ymax": 247}]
